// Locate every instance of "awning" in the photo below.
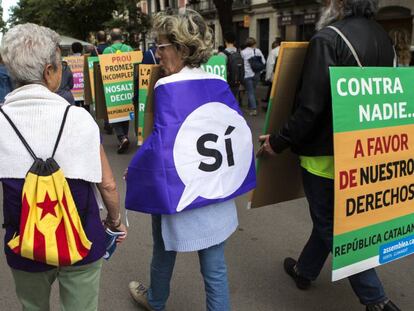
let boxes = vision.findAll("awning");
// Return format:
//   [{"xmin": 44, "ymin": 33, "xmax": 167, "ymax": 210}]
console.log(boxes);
[{"xmin": 60, "ymin": 35, "xmax": 93, "ymax": 47}]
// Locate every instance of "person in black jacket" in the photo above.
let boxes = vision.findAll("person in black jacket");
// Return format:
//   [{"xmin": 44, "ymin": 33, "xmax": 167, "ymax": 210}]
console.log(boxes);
[
  {"xmin": 258, "ymin": 0, "xmax": 400, "ymax": 310},
  {"xmin": 56, "ymin": 61, "xmax": 75, "ymax": 105},
  {"xmin": 96, "ymin": 30, "xmax": 109, "ymax": 56}
]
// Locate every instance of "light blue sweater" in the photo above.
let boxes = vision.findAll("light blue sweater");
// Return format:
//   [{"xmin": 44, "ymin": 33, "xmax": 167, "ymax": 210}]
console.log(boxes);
[{"xmin": 161, "ymin": 200, "xmax": 238, "ymax": 252}]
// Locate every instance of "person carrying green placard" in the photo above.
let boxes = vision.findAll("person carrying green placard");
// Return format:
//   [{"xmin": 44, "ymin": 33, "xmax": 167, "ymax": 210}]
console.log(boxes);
[
  {"xmin": 103, "ymin": 29, "xmax": 134, "ymax": 154},
  {"xmin": 257, "ymin": 0, "xmax": 401, "ymax": 310},
  {"xmin": 103, "ymin": 29, "xmax": 134, "ymax": 55}
]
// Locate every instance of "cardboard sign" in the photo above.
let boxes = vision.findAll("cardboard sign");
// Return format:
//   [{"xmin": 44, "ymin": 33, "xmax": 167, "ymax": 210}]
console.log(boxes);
[
  {"xmin": 84, "ymin": 56, "xmax": 99, "ymax": 106},
  {"xmin": 93, "ymin": 62, "xmax": 108, "ymax": 120},
  {"xmin": 250, "ymin": 42, "xmax": 308, "ymax": 209},
  {"xmin": 98, "ymin": 51, "xmax": 143, "ymax": 123},
  {"xmin": 331, "ymin": 67, "xmax": 414, "ymax": 281},
  {"xmin": 143, "ymin": 66, "xmax": 162, "ymax": 142},
  {"xmin": 136, "ymin": 64, "xmax": 161, "ymax": 146},
  {"xmin": 64, "ymin": 56, "xmax": 84, "ymax": 101}
]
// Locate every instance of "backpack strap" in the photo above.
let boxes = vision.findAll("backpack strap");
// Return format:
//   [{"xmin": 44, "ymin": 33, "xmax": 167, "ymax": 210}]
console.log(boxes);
[
  {"xmin": 0, "ymin": 105, "xmax": 73, "ymax": 160},
  {"xmin": 52, "ymin": 105, "xmax": 72, "ymax": 158},
  {"xmin": 0, "ymin": 106, "xmax": 38, "ymax": 160},
  {"xmin": 328, "ymin": 26, "xmax": 363, "ymax": 68},
  {"xmin": 392, "ymin": 46, "xmax": 397, "ymax": 68}
]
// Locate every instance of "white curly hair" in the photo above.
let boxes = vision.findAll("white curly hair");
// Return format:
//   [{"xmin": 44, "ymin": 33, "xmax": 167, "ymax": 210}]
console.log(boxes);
[
  {"xmin": 152, "ymin": 9, "xmax": 213, "ymax": 68},
  {"xmin": 0, "ymin": 23, "xmax": 61, "ymax": 85}
]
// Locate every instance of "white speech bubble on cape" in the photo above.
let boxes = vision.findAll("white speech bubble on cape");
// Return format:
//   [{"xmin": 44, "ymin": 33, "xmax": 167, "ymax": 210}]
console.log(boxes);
[{"xmin": 173, "ymin": 102, "xmax": 253, "ymax": 212}]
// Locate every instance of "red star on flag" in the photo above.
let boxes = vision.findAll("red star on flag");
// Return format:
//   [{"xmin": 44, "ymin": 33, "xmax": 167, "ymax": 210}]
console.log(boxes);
[{"xmin": 37, "ymin": 192, "xmax": 58, "ymax": 220}]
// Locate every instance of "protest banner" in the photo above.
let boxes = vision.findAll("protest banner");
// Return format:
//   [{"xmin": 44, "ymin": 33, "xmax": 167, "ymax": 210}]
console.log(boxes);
[
  {"xmin": 201, "ymin": 55, "xmax": 227, "ymax": 80},
  {"xmin": 250, "ymin": 42, "xmax": 307, "ymax": 209},
  {"xmin": 331, "ymin": 67, "xmax": 414, "ymax": 281},
  {"xmin": 64, "ymin": 56, "xmax": 84, "ymax": 101},
  {"xmin": 98, "ymin": 51, "xmax": 143, "ymax": 123}
]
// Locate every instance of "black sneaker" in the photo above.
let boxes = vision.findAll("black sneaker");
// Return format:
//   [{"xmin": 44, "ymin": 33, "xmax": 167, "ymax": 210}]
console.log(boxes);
[
  {"xmin": 366, "ymin": 300, "xmax": 401, "ymax": 311},
  {"xmin": 283, "ymin": 257, "xmax": 311, "ymax": 290},
  {"xmin": 117, "ymin": 137, "xmax": 130, "ymax": 154}
]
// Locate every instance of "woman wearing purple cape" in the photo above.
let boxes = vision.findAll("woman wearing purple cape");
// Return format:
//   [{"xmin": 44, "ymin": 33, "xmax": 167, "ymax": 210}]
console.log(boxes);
[{"xmin": 126, "ymin": 9, "xmax": 256, "ymax": 311}]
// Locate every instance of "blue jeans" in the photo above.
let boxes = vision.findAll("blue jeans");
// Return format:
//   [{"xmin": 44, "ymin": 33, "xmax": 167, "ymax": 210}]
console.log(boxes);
[
  {"xmin": 297, "ymin": 168, "xmax": 387, "ymax": 305},
  {"xmin": 244, "ymin": 76, "xmax": 258, "ymax": 110},
  {"xmin": 147, "ymin": 216, "xmax": 230, "ymax": 311}
]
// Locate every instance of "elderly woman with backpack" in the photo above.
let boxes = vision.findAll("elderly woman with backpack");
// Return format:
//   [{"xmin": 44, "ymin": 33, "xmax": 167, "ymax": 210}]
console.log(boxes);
[
  {"xmin": 241, "ymin": 37, "xmax": 265, "ymax": 116},
  {"xmin": 0, "ymin": 23, "xmax": 127, "ymax": 311}
]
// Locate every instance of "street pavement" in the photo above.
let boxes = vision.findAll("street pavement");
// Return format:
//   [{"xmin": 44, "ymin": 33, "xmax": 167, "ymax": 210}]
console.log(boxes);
[{"xmin": 0, "ymin": 84, "xmax": 412, "ymax": 310}]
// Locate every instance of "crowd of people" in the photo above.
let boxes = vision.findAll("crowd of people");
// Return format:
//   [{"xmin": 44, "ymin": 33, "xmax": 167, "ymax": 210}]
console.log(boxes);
[
  {"xmin": 0, "ymin": 0, "xmax": 410, "ymax": 310},
  {"xmin": 218, "ymin": 33, "xmax": 281, "ymax": 116}
]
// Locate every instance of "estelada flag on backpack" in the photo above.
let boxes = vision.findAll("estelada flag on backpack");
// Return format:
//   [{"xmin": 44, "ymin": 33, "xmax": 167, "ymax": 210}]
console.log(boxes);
[
  {"xmin": 1, "ymin": 105, "xmax": 92, "ymax": 266},
  {"xmin": 126, "ymin": 68, "xmax": 256, "ymax": 214},
  {"xmin": 8, "ymin": 160, "xmax": 91, "ymax": 266}
]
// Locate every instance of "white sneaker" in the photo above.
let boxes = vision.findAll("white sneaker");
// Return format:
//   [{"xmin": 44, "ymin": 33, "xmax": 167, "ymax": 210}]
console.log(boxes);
[
  {"xmin": 249, "ymin": 109, "xmax": 257, "ymax": 116},
  {"xmin": 128, "ymin": 281, "xmax": 154, "ymax": 311}
]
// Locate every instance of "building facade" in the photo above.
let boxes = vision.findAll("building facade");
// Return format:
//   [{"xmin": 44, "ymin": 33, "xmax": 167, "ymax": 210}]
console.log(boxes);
[
  {"xmin": 377, "ymin": 0, "xmax": 414, "ymax": 44},
  {"xmin": 143, "ymin": 0, "xmax": 414, "ymax": 56},
  {"xmin": 187, "ymin": 0, "xmax": 279, "ymax": 59},
  {"xmin": 269, "ymin": 0, "xmax": 322, "ymax": 42}
]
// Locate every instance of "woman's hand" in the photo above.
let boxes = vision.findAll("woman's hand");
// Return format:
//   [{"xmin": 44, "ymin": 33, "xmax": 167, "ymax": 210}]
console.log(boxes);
[
  {"xmin": 103, "ymin": 216, "xmax": 128, "ymax": 244},
  {"xmin": 256, "ymin": 134, "xmax": 277, "ymax": 157}
]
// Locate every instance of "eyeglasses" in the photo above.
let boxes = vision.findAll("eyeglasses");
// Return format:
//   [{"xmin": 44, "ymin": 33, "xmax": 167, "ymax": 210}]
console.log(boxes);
[{"xmin": 155, "ymin": 43, "xmax": 172, "ymax": 52}]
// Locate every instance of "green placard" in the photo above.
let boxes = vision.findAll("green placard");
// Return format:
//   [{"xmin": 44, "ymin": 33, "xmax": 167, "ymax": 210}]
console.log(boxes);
[
  {"xmin": 331, "ymin": 67, "xmax": 414, "ymax": 133},
  {"xmin": 87, "ymin": 56, "xmax": 99, "ymax": 104},
  {"xmin": 201, "ymin": 55, "xmax": 227, "ymax": 80},
  {"xmin": 331, "ymin": 66, "xmax": 414, "ymax": 281},
  {"xmin": 137, "ymin": 64, "xmax": 154, "ymax": 145}
]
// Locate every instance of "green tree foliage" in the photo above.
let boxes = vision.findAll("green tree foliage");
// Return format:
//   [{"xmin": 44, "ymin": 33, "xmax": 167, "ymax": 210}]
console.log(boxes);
[
  {"xmin": 0, "ymin": 4, "xmax": 6, "ymax": 32},
  {"xmin": 107, "ymin": 0, "xmax": 151, "ymax": 48},
  {"xmin": 10, "ymin": 0, "xmax": 118, "ymax": 40}
]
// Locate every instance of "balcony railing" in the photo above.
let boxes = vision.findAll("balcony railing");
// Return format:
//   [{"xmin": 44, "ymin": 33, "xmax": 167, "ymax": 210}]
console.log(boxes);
[
  {"xmin": 233, "ymin": 0, "xmax": 251, "ymax": 9},
  {"xmin": 268, "ymin": 0, "xmax": 322, "ymax": 8},
  {"xmin": 188, "ymin": 0, "xmax": 214, "ymax": 12},
  {"xmin": 188, "ymin": 0, "xmax": 251, "ymax": 13}
]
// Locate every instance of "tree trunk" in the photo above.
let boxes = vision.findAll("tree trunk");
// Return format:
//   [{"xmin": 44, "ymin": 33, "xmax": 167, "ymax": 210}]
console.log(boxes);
[{"xmin": 212, "ymin": 0, "xmax": 233, "ymax": 43}]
